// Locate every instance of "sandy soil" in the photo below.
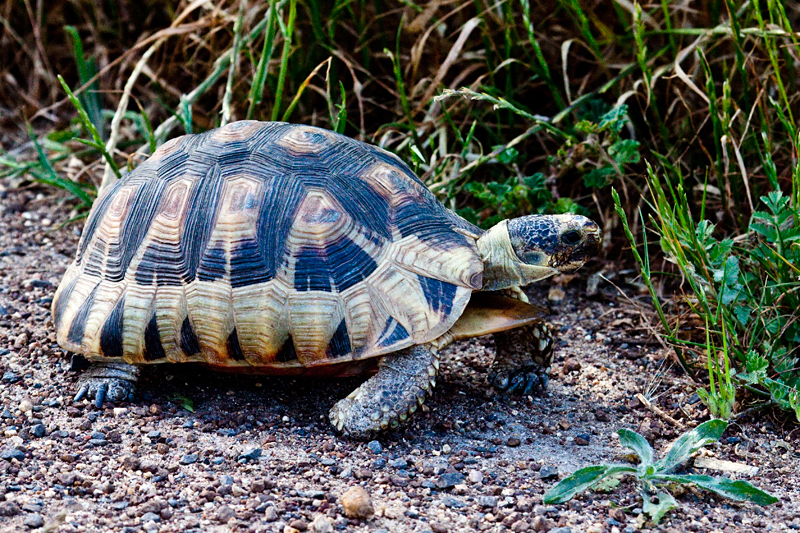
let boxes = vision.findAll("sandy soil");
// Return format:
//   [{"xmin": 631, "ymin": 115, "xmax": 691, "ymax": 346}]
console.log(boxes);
[{"xmin": 0, "ymin": 186, "xmax": 798, "ymax": 533}]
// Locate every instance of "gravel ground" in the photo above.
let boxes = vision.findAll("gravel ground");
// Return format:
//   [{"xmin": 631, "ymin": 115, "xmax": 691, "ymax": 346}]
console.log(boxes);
[{"xmin": 0, "ymin": 187, "xmax": 798, "ymax": 533}]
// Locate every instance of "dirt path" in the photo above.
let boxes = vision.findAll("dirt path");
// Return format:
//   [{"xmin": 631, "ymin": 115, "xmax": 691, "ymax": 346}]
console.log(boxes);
[{"xmin": 0, "ymin": 187, "xmax": 797, "ymax": 533}]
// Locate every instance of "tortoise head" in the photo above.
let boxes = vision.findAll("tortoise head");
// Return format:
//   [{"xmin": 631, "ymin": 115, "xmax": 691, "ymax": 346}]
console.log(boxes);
[{"xmin": 476, "ymin": 214, "xmax": 601, "ymax": 291}]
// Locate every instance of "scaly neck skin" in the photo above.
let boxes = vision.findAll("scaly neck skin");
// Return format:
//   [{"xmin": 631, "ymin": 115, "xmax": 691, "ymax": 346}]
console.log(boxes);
[{"xmin": 477, "ymin": 220, "xmax": 558, "ymax": 290}]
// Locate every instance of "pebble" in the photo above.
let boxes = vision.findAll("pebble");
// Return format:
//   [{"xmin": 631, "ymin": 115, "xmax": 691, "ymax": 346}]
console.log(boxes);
[
  {"xmin": 478, "ymin": 496, "xmax": 497, "ymax": 508},
  {"xmin": 388, "ymin": 457, "xmax": 407, "ymax": 468},
  {"xmin": 2, "ymin": 371, "xmax": 20, "ymax": 383},
  {"xmin": 367, "ymin": 440, "xmax": 382, "ymax": 454},
  {"xmin": 18, "ymin": 399, "xmax": 33, "ymax": 414},
  {"xmin": 550, "ymin": 528, "xmax": 572, "ymax": 533},
  {"xmin": 441, "ymin": 444, "xmax": 451, "ymax": 454},
  {"xmin": 217, "ymin": 504, "xmax": 236, "ymax": 522},
  {"xmin": 539, "ymin": 466, "xmax": 558, "ymax": 480},
  {"xmin": 140, "ymin": 512, "xmax": 160, "ymax": 523},
  {"xmin": 239, "ymin": 448, "xmax": 262, "ymax": 461},
  {"xmin": 563, "ymin": 359, "xmax": 581, "ymax": 373},
  {"xmin": 1, "ymin": 448, "xmax": 25, "ymax": 461},
  {"xmin": 575, "ymin": 434, "xmax": 590, "ymax": 446},
  {"xmin": 507, "ymin": 437, "xmax": 521, "ymax": 447},
  {"xmin": 180, "ymin": 453, "xmax": 198, "ymax": 465},
  {"xmin": 24, "ymin": 513, "xmax": 44, "ymax": 528},
  {"xmin": 430, "ymin": 521, "xmax": 449, "ymax": 533},
  {"xmin": 264, "ymin": 505, "xmax": 278, "ymax": 521},
  {"xmin": 288, "ymin": 519, "xmax": 308, "ymax": 531},
  {"xmin": 435, "ymin": 472, "xmax": 465, "ymax": 489},
  {"xmin": 468, "ymin": 469, "xmax": 484, "ymax": 483},
  {"xmin": 0, "ymin": 502, "xmax": 20, "ymax": 516},
  {"xmin": 30, "ymin": 424, "xmax": 46, "ymax": 438},
  {"xmin": 311, "ymin": 514, "xmax": 333, "ymax": 533},
  {"xmin": 441, "ymin": 496, "xmax": 466, "ymax": 508},
  {"xmin": 340, "ymin": 486, "xmax": 374, "ymax": 519}
]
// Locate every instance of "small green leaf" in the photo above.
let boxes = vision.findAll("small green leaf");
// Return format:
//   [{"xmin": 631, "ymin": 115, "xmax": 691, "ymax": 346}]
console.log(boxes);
[
  {"xmin": 656, "ymin": 419, "xmax": 727, "ymax": 473},
  {"xmin": 642, "ymin": 490, "xmax": 677, "ymax": 524},
  {"xmin": 494, "ymin": 145, "xmax": 519, "ymax": 164},
  {"xmin": 583, "ymin": 166, "xmax": 615, "ymax": 188},
  {"xmin": 657, "ymin": 475, "xmax": 778, "ymax": 506},
  {"xmin": 618, "ymin": 428, "xmax": 654, "ymax": 467},
  {"xmin": 543, "ymin": 465, "xmax": 636, "ymax": 504},
  {"xmin": 609, "ymin": 139, "xmax": 641, "ymax": 164},
  {"xmin": 543, "ymin": 466, "xmax": 608, "ymax": 504}
]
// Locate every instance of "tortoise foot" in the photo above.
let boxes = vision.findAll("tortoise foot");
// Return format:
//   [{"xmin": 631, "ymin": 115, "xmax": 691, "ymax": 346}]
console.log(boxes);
[
  {"xmin": 74, "ymin": 363, "xmax": 140, "ymax": 408},
  {"xmin": 329, "ymin": 345, "xmax": 438, "ymax": 440},
  {"xmin": 490, "ymin": 322, "xmax": 553, "ymax": 395}
]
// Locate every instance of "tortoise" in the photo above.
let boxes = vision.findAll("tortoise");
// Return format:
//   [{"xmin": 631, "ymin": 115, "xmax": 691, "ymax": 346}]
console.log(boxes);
[{"xmin": 52, "ymin": 121, "xmax": 601, "ymax": 438}]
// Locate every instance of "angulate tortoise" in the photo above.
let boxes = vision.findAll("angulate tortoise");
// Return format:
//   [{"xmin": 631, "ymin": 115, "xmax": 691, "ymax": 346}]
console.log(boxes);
[{"xmin": 52, "ymin": 121, "xmax": 601, "ymax": 438}]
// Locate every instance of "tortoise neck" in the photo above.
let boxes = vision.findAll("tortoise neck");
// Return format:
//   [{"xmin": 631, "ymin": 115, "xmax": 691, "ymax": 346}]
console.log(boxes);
[{"xmin": 476, "ymin": 220, "xmax": 557, "ymax": 290}]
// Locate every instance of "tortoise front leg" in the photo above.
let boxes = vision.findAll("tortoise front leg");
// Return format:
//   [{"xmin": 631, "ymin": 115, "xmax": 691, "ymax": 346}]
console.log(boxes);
[
  {"xmin": 74, "ymin": 362, "xmax": 140, "ymax": 408},
  {"xmin": 490, "ymin": 321, "xmax": 554, "ymax": 396},
  {"xmin": 329, "ymin": 345, "xmax": 439, "ymax": 439}
]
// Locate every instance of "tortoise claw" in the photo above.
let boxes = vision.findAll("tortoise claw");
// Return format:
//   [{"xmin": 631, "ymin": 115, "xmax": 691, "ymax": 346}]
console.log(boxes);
[{"xmin": 73, "ymin": 363, "xmax": 140, "ymax": 407}]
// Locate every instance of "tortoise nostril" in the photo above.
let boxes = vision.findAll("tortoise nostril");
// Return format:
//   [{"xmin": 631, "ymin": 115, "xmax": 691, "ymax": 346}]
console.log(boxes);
[{"xmin": 560, "ymin": 230, "xmax": 582, "ymax": 246}]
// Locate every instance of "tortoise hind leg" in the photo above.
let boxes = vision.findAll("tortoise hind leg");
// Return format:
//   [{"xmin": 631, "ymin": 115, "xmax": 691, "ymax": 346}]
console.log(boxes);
[
  {"xmin": 490, "ymin": 321, "xmax": 554, "ymax": 396},
  {"xmin": 329, "ymin": 345, "xmax": 439, "ymax": 439},
  {"xmin": 74, "ymin": 362, "xmax": 140, "ymax": 408}
]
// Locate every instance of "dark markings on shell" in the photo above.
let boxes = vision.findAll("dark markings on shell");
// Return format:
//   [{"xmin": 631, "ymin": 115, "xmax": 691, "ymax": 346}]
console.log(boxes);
[
  {"xmin": 180, "ymin": 164, "xmax": 225, "ymax": 283},
  {"xmin": 328, "ymin": 319, "xmax": 351, "ymax": 358},
  {"xmin": 328, "ymin": 171, "xmax": 391, "ymax": 241},
  {"xmin": 196, "ymin": 243, "xmax": 228, "ymax": 283},
  {"xmin": 394, "ymin": 193, "xmax": 471, "ymax": 249},
  {"xmin": 418, "ymin": 274, "xmax": 457, "ymax": 315},
  {"xmin": 377, "ymin": 317, "xmax": 410, "ymax": 348},
  {"xmin": 293, "ymin": 237, "xmax": 378, "ymax": 293},
  {"xmin": 52, "ymin": 276, "xmax": 78, "ymax": 332},
  {"xmin": 84, "ymin": 241, "xmax": 106, "ymax": 278},
  {"xmin": 252, "ymin": 167, "xmax": 304, "ymax": 284},
  {"xmin": 105, "ymin": 174, "xmax": 170, "ymax": 282},
  {"xmin": 229, "ymin": 239, "xmax": 271, "ymax": 288},
  {"xmin": 135, "ymin": 242, "xmax": 184, "ymax": 286},
  {"xmin": 99, "ymin": 297, "xmax": 125, "ymax": 359},
  {"xmin": 67, "ymin": 283, "xmax": 100, "ymax": 346},
  {"xmin": 277, "ymin": 335, "xmax": 298, "ymax": 362},
  {"xmin": 227, "ymin": 328, "xmax": 245, "ymax": 361},
  {"xmin": 143, "ymin": 315, "xmax": 166, "ymax": 361},
  {"xmin": 180, "ymin": 317, "xmax": 201, "ymax": 356}
]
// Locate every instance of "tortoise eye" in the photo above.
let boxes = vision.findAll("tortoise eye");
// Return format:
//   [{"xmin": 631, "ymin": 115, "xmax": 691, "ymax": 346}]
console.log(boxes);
[{"xmin": 560, "ymin": 230, "xmax": 583, "ymax": 246}]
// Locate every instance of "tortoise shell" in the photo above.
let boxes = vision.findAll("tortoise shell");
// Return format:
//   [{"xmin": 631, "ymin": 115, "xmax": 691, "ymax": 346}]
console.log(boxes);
[{"xmin": 52, "ymin": 121, "xmax": 485, "ymax": 372}]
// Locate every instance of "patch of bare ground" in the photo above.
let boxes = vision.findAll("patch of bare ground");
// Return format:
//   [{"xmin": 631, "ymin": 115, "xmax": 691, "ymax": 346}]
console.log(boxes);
[{"xmin": 0, "ymin": 187, "xmax": 797, "ymax": 532}]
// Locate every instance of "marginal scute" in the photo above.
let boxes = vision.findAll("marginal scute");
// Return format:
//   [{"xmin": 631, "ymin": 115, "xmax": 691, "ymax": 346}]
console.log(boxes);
[{"xmin": 53, "ymin": 121, "xmax": 484, "ymax": 369}]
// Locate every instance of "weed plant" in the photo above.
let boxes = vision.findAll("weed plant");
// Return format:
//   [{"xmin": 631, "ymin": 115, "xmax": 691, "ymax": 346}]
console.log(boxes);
[{"xmin": 1, "ymin": 1, "xmax": 799, "ymax": 418}]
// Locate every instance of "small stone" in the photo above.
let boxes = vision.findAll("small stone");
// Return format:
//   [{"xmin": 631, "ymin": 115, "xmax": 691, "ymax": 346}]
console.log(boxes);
[
  {"xmin": 532, "ymin": 516, "xmax": 551, "ymax": 532},
  {"xmin": 594, "ymin": 410, "xmax": 609, "ymax": 422},
  {"xmin": 29, "ymin": 424, "xmax": 46, "ymax": 438},
  {"xmin": 441, "ymin": 496, "xmax": 466, "ymax": 508},
  {"xmin": 180, "ymin": 453, "xmax": 198, "ymax": 465},
  {"xmin": 478, "ymin": 496, "xmax": 497, "ymax": 508},
  {"xmin": 140, "ymin": 512, "xmax": 161, "ymax": 523},
  {"xmin": 121, "ymin": 455, "xmax": 140, "ymax": 470},
  {"xmin": 113, "ymin": 407, "xmax": 128, "ymax": 417},
  {"xmin": 367, "ymin": 440, "xmax": 382, "ymax": 454},
  {"xmin": 1, "ymin": 448, "xmax": 24, "ymax": 461},
  {"xmin": 56, "ymin": 472, "xmax": 76, "ymax": 486},
  {"xmin": 507, "ymin": 437, "xmax": 521, "ymax": 447},
  {"xmin": 289, "ymin": 519, "xmax": 308, "ymax": 531},
  {"xmin": 149, "ymin": 404, "xmax": 162, "ymax": 415},
  {"xmin": 390, "ymin": 475, "xmax": 409, "ymax": 487},
  {"xmin": 0, "ymin": 501, "xmax": 20, "ymax": 516},
  {"xmin": 388, "ymin": 458, "xmax": 407, "ymax": 468},
  {"xmin": 217, "ymin": 504, "xmax": 236, "ymax": 522},
  {"xmin": 18, "ymin": 400, "xmax": 33, "ymax": 414},
  {"xmin": 24, "ymin": 513, "xmax": 44, "ymax": 528},
  {"xmin": 430, "ymin": 521, "xmax": 449, "ymax": 533},
  {"xmin": 435, "ymin": 472, "xmax": 465, "ymax": 489},
  {"xmin": 558, "ymin": 419, "xmax": 571, "ymax": 430},
  {"xmin": 550, "ymin": 528, "xmax": 572, "ymax": 533},
  {"xmin": 2, "ymin": 371, "xmax": 20, "ymax": 384},
  {"xmin": 511, "ymin": 520, "xmax": 529, "ymax": 533},
  {"xmin": 441, "ymin": 444, "xmax": 451, "ymax": 454},
  {"xmin": 251, "ymin": 479, "xmax": 266, "ymax": 493},
  {"xmin": 468, "ymin": 469, "xmax": 484, "ymax": 483},
  {"xmin": 311, "ymin": 514, "xmax": 333, "ymax": 533},
  {"xmin": 563, "ymin": 359, "xmax": 581, "ymax": 373},
  {"xmin": 539, "ymin": 466, "xmax": 558, "ymax": 480},
  {"xmin": 575, "ymin": 434, "xmax": 590, "ymax": 446},
  {"xmin": 340, "ymin": 486, "xmax": 374, "ymax": 519},
  {"xmin": 516, "ymin": 497, "xmax": 533, "ymax": 512},
  {"xmin": 238, "ymin": 448, "xmax": 262, "ymax": 461},
  {"xmin": 264, "ymin": 505, "xmax": 278, "ymax": 521}
]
